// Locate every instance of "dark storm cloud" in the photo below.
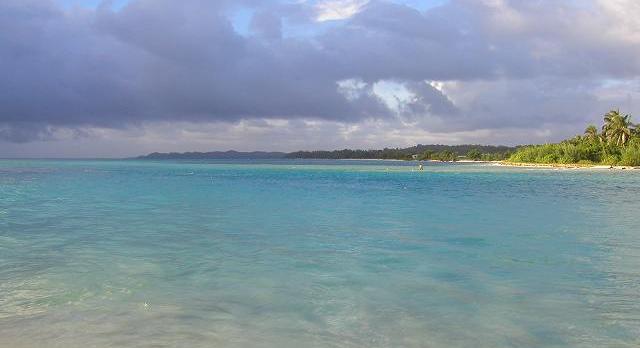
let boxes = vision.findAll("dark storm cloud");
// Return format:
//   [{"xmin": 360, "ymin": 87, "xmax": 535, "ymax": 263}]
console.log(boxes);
[
  {"xmin": 0, "ymin": 0, "xmax": 639, "ymax": 142},
  {"xmin": 0, "ymin": 0, "xmax": 389, "ymax": 139},
  {"xmin": 401, "ymin": 81, "xmax": 459, "ymax": 117}
]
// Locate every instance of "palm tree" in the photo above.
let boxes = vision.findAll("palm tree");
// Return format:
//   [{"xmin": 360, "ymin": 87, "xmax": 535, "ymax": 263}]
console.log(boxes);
[
  {"xmin": 602, "ymin": 109, "xmax": 633, "ymax": 146},
  {"xmin": 584, "ymin": 124, "xmax": 599, "ymax": 142}
]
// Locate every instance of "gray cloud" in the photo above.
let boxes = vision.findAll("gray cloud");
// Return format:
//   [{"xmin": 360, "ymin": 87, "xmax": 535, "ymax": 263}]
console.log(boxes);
[
  {"xmin": 250, "ymin": 10, "xmax": 282, "ymax": 40},
  {"xmin": 0, "ymin": 0, "xmax": 639, "ymax": 148}
]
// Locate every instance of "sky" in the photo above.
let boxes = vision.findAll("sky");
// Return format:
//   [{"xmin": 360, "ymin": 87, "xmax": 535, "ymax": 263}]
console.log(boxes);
[{"xmin": 1, "ymin": 0, "xmax": 639, "ymax": 158}]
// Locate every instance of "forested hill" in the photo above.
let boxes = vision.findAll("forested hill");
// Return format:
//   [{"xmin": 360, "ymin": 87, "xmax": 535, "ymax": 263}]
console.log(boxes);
[{"xmin": 137, "ymin": 151, "xmax": 287, "ymax": 159}]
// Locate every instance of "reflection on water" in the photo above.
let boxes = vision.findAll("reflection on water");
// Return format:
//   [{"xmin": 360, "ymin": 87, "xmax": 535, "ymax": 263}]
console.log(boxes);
[{"xmin": 0, "ymin": 160, "xmax": 639, "ymax": 347}]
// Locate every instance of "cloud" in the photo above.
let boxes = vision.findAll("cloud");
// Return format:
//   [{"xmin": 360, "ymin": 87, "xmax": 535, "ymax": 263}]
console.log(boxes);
[
  {"xmin": 250, "ymin": 10, "xmax": 283, "ymax": 40},
  {"xmin": 315, "ymin": 0, "xmax": 369, "ymax": 22},
  {"xmin": 0, "ymin": 0, "xmax": 639, "ymax": 152}
]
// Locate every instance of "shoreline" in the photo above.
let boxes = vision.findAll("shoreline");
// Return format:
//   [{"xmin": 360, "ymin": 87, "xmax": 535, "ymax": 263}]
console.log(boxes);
[
  {"xmin": 342, "ymin": 158, "xmax": 640, "ymax": 170},
  {"xmin": 336, "ymin": 158, "xmax": 406, "ymax": 161},
  {"xmin": 413, "ymin": 159, "xmax": 640, "ymax": 170},
  {"xmin": 493, "ymin": 161, "xmax": 639, "ymax": 170}
]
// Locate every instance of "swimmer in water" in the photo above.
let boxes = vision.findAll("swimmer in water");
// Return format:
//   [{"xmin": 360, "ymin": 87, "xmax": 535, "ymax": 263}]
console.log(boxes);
[{"xmin": 418, "ymin": 164, "xmax": 424, "ymax": 171}]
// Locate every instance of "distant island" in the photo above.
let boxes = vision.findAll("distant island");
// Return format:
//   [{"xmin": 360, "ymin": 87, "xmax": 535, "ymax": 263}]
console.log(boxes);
[
  {"xmin": 136, "ymin": 145, "xmax": 515, "ymax": 161},
  {"xmin": 137, "ymin": 150, "xmax": 287, "ymax": 160}
]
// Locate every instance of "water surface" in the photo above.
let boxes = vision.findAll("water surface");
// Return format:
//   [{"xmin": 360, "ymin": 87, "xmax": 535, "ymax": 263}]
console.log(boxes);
[{"xmin": 1, "ymin": 159, "xmax": 639, "ymax": 347}]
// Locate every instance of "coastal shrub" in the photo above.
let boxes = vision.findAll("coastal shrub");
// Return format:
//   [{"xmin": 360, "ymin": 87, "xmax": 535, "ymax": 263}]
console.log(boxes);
[
  {"xmin": 481, "ymin": 152, "xmax": 510, "ymax": 161},
  {"xmin": 601, "ymin": 153, "xmax": 620, "ymax": 165},
  {"xmin": 619, "ymin": 140, "xmax": 640, "ymax": 166},
  {"xmin": 558, "ymin": 143, "xmax": 579, "ymax": 163},
  {"xmin": 540, "ymin": 153, "xmax": 559, "ymax": 163},
  {"xmin": 510, "ymin": 141, "xmax": 614, "ymax": 164},
  {"xmin": 508, "ymin": 146, "xmax": 539, "ymax": 163},
  {"xmin": 509, "ymin": 144, "xmax": 569, "ymax": 163},
  {"xmin": 574, "ymin": 143, "xmax": 601, "ymax": 163}
]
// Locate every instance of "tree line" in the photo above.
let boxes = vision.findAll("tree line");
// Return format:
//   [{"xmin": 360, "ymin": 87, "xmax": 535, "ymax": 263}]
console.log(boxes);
[{"xmin": 286, "ymin": 144, "xmax": 514, "ymax": 161}]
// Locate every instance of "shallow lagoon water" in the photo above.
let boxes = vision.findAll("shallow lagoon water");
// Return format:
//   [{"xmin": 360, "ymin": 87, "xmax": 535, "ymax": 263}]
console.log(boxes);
[{"xmin": 1, "ymin": 159, "xmax": 639, "ymax": 347}]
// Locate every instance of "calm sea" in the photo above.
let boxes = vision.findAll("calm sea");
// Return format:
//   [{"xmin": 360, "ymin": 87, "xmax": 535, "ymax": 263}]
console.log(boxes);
[{"xmin": 1, "ymin": 159, "xmax": 639, "ymax": 347}]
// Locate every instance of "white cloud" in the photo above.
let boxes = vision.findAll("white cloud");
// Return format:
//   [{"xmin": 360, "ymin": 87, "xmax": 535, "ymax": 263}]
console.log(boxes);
[
  {"xmin": 372, "ymin": 80, "xmax": 416, "ymax": 112},
  {"xmin": 315, "ymin": 0, "xmax": 369, "ymax": 22},
  {"xmin": 478, "ymin": 0, "xmax": 526, "ymax": 32},
  {"xmin": 597, "ymin": 0, "xmax": 640, "ymax": 43},
  {"xmin": 337, "ymin": 78, "xmax": 368, "ymax": 101}
]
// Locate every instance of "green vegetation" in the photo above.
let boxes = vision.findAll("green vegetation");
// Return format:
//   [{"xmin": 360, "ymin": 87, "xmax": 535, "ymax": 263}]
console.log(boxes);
[
  {"xmin": 287, "ymin": 144, "xmax": 514, "ymax": 161},
  {"xmin": 480, "ymin": 152, "xmax": 512, "ymax": 161},
  {"xmin": 139, "ymin": 145, "xmax": 514, "ymax": 161},
  {"xmin": 509, "ymin": 109, "xmax": 639, "ymax": 166},
  {"xmin": 287, "ymin": 148, "xmax": 415, "ymax": 160},
  {"xmin": 466, "ymin": 149, "xmax": 482, "ymax": 161},
  {"xmin": 417, "ymin": 150, "xmax": 458, "ymax": 161}
]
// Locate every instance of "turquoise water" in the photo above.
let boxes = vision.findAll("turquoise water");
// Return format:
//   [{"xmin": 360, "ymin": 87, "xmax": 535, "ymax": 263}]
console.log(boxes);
[{"xmin": 1, "ymin": 159, "xmax": 639, "ymax": 347}]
